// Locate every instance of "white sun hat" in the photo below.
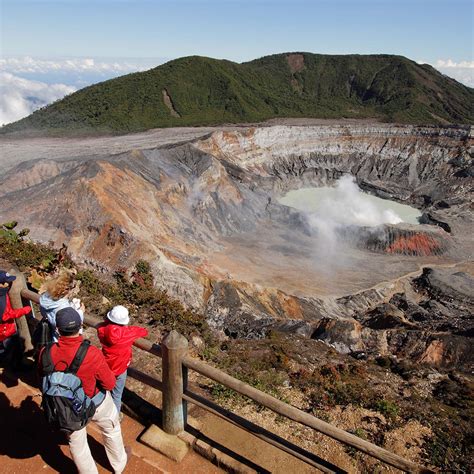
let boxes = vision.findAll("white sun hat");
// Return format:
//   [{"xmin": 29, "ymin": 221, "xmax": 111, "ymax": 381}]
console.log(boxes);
[{"xmin": 107, "ymin": 305, "xmax": 130, "ymax": 325}]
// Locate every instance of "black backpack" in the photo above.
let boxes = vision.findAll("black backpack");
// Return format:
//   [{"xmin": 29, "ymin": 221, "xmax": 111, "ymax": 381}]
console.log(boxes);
[
  {"xmin": 32, "ymin": 317, "xmax": 53, "ymax": 350},
  {"xmin": 41, "ymin": 340, "xmax": 97, "ymax": 433}
]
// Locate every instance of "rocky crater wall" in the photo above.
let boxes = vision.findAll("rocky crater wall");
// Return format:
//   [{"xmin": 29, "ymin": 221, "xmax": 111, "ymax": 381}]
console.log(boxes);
[{"xmin": 1, "ymin": 124, "xmax": 472, "ymax": 368}]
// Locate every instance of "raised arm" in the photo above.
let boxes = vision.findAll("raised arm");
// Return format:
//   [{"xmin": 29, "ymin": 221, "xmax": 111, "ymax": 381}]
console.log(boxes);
[{"xmin": 3, "ymin": 295, "xmax": 31, "ymax": 321}]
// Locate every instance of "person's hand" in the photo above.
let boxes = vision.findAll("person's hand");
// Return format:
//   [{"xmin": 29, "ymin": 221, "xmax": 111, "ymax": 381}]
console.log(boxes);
[
  {"xmin": 80, "ymin": 302, "xmax": 85, "ymax": 313},
  {"xmin": 71, "ymin": 298, "xmax": 83, "ymax": 312}
]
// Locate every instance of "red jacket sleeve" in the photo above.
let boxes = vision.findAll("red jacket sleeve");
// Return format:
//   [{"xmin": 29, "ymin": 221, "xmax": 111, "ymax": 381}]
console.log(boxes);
[
  {"xmin": 3, "ymin": 295, "xmax": 31, "ymax": 321},
  {"xmin": 129, "ymin": 326, "xmax": 149, "ymax": 340},
  {"xmin": 92, "ymin": 348, "xmax": 117, "ymax": 391},
  {"xmin": 103, "ymin": 325, "xmax": 149, "ymax": 346}
]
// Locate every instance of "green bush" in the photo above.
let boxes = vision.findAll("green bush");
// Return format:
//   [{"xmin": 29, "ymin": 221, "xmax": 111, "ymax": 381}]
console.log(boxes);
[
  {"xmin": 0, "ymin": 232, "xmax": 208, "ymax": 339},
  {"xmin": 209, "ymin": 383, "xmax": 243, "ymax": 405},
  {"xmin": 374, "ymin": 399, "xmax": 399, "ymax": 419},
  {"xmin": 0, "ymin": 222, "xmax": 69, "ymax": 272}
]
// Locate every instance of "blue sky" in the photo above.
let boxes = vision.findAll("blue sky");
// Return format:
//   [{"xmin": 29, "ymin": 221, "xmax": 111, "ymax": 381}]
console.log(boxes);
[
  {"xmin": 1, "ymin": 0, "xmax": 473, "ymax": 124},
  {"xmin": 2, "ymin": 0, "xmax": 473, "ymax": 61}
]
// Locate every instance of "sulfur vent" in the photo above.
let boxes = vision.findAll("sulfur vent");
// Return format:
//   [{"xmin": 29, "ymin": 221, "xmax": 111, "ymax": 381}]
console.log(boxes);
[{"xmin": 350, "ymin": 225, "xmax": 449, "ymax": 256}]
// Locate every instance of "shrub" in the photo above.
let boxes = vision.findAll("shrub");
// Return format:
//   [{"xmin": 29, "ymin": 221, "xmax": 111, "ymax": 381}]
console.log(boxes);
[
  {"xmin": 77, "ymin": 261, "xmax": 208, "ymax": 338},
  {"xmin": 374, "ymin": 399, "xmax": 399, "ymax": 420},
  {"xmin": 0, "ymin": 222, "xmax": 71, "ymax": 272},
  {"xmin": 209, "ymin": 383, "xmax": 243, "ymax": 405}
]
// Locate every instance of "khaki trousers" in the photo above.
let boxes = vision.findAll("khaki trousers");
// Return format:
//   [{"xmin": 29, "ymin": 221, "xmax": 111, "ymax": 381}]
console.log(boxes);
[{"xmin": 68, "ymin": 391, "xmax": 127, "ymax": 473}]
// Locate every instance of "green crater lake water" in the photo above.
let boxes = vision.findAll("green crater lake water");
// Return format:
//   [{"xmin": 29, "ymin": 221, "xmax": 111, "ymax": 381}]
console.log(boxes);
[{"xmin": 278, "ymin": 182, "xmax": 422, "ymax": 227}]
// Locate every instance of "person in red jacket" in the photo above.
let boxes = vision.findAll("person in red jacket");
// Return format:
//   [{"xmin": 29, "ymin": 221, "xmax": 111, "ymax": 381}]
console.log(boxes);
[
  {"xmin": 40, "ymin": 307, "xmax": 127, "ymax": 473},
  {"xmin": 97, "ymin": 305, "xmax": 148, "ymax": 414},
  {"xmin": 0, "ymin": 270, "xmax": 32, "ymax": 368}
]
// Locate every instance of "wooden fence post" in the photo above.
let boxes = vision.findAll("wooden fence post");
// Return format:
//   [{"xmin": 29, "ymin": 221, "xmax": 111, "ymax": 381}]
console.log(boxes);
[
  {"xmin": 8, "ymin": 268, "xmax": 33, "ymax": 353},
  {"xmin": 162, "ymin": 330, "xmax": 188, "ymax": 435}
]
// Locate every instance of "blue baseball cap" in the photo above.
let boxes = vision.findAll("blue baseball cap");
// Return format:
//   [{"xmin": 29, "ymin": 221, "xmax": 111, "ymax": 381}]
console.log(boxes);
[
  {"xmin": 0, "ymin": 271, "xmax": 16, "ymax": 283},
  {"xmin": 56, "ymin": 307, "xmax": 82, "ymax": 334}
]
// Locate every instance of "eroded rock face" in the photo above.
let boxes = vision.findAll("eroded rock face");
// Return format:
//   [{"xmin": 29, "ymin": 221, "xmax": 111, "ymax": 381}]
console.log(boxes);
[{"xmin": 0, "ymin": 123, "xmax": 472, "ymax": 367}]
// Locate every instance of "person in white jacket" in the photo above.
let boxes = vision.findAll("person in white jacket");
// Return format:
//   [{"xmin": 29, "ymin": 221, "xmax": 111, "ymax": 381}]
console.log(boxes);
[{"xmin": 39, "ymin": 270, "xmax": 84, "ymax": 342}]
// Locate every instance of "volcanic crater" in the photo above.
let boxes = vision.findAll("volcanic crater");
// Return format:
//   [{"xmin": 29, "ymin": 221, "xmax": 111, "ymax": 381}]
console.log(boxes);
[{"xmin": 1, "ymin": 122, "xmax": 472, "ymax": 368}]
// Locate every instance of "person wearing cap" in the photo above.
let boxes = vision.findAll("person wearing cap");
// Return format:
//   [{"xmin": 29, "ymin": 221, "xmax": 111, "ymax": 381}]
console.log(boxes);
[
  {"xmin": 97, "ymin": 305, "xmax": 148, "ymax": 413},
  {"xmin": 0, "ymin": 270, "xmax": 32, "ymax": 368},
  {"xmin": 39, "ymin": 307, "xmax": 128, "ymax": 473}
]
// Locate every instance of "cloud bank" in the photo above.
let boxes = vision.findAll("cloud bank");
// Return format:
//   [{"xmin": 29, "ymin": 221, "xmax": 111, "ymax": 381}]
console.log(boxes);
[
  {"xmin": 419, "ymin": 59, "xmax": 474, "ymax": 88},
  {"xmin": 0, "ymin": 57, "xmax": 168, "ymax": 126},
  {"xmin": 0, "ymin": 56, "xmax": 169, "ymax": 125},
  {"xmin": 435, "ymin": 60, "xmax": 474, "ymax": 88},
  {"xmin": 0, "ymin": 72, "xmax": 76, "ymax": 126},
  {"xmin": 0, "ymin": 56, "xmax": 157, "ymax": 75}
]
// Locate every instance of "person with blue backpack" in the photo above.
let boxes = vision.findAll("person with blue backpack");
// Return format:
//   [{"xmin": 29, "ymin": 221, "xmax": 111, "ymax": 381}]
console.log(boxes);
[{"xmin": 39, "ymin": 307, "xmax": 128, "ymax": 473}]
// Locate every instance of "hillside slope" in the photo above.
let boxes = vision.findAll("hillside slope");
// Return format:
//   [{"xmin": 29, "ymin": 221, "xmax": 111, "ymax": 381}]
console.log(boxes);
[{"xmin": 2, "ymin": 52, "xmax": 473, "ymax": 135}]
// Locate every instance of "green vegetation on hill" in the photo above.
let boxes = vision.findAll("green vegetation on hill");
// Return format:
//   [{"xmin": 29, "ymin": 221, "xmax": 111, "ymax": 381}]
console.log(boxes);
[{"xmin": 2, "ymin": 52, "xmax": 473, "ymax": 135}]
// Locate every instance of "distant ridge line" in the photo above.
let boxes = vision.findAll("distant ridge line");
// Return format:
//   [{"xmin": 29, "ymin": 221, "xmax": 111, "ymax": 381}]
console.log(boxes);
[{"xmin": 2, "ymin": 52, "xmax": 473, "ymax": 136}]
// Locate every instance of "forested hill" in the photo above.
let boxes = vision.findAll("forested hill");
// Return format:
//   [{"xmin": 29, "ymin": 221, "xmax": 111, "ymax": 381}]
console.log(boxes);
[{"xmin": 2, "ymin": 52, "xmax": 473, "ymax": 135}]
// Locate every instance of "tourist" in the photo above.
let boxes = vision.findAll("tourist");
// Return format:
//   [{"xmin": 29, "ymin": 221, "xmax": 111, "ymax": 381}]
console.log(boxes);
[
  {"xmin": 39, "ymin": 269, "xmax": 84, "ymax": 341},
  {"xmin": 97, "ymin": 305, "xmax": 148, "ymax": 413},
  {"xmin": 0, "ymin": 270, "xmax": 32, "ymax": 369},
  {"xmin": 40, "ymin": 307, "xmax": 128, "ymax": 473}
]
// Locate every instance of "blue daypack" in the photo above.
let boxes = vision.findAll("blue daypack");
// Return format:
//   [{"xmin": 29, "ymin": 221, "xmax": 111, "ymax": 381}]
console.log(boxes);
[{"xmin": 41, "ymin": 340, "xmax": 97, "ymax": 433}]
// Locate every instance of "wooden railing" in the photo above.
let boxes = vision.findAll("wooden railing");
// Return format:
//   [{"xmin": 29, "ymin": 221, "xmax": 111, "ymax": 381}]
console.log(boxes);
[{"xmin": 14, "ymin": 283, "xmax": 431, "ymax": 473}]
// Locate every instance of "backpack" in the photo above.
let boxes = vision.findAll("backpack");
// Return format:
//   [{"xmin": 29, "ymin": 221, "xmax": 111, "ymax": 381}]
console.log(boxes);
[
  {"xmin": 41, "ymin": 340, "xmax": 97, "ymax": 433},
  {"xmin": 32, "ymin": 317, "xmax": 53, "ymax": 350}
]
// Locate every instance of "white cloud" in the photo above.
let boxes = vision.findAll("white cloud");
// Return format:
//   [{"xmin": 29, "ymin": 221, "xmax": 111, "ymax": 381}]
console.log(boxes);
[
  {"xmin": 435, "ymin": 59, "xmax": 474, "ymax": 88},
  {"xmin": 434, "ymin": 59, "xmax": 474, "ymax": 69},
  {"xmin": 418, "ymin": 58, "xmax": 474, "ymax": 88},
  {"xmin": 0, "ymin": 72, "xmax": 76, "ymax": 126},
  {"xmin": 0, "ymin": 56, "xmax": 159, "ymax": 75},
  {"xmin": 0, "ymin": 56, "xmax": 168, "ymax": 126}
]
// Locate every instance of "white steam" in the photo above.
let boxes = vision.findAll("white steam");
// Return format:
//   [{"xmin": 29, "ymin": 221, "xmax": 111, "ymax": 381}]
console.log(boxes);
[
  {"xmin": 309, "ymin": 175, "xmax": 403, "ymax": 227},
  {"xmin": 278, "ymin": 175, "xmax": 419, "ymax": 232},
  {"xmin": 278, "ymin": 175, "xmax": 422, "ymax": 273},
  {"xmin": 302, "ymin": 176, "xmax": 403, "ymax": 263}
]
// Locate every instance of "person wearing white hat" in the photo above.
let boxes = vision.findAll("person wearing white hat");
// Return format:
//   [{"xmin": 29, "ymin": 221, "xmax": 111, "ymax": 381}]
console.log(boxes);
[
  {"xmin": 97, "ymin": 306, "xmax": 148, "ymax": 413},
  {"xmin": 107, "ymin": 305, "xmax": 130, "ymax": 325}
]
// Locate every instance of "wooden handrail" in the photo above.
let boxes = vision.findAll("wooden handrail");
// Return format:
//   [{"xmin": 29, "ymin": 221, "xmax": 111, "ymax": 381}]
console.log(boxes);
[
  {"xmin": 128, "ymin": 366, "xmax": 343, "ymax": 474},
  {"xmin": 20, "ymin": 287, "xmax": 431, "ymax": 473},
  {"xmin": 183, "ymin": 357, "xmax": 428, "ymax": 473}
]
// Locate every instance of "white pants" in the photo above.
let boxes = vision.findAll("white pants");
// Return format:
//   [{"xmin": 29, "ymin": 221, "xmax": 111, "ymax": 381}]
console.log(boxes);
[{"xmin": 68, "ymin": 391, "xmax": 127, "ymax": 474}]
